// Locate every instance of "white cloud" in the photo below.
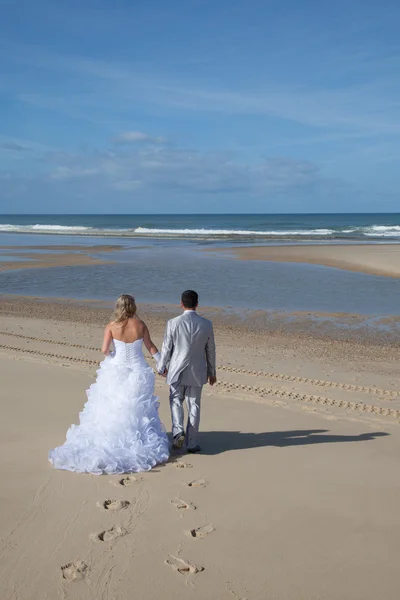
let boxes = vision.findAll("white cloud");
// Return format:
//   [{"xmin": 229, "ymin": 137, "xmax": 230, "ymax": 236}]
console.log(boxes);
[
  {"xmin": 112, "ymin": 131, "xmax": 165, "ymax": 145},
  {"xmin": 0, "ymin": 139, "xmax": 324, "ymax": 198},
  {"xmin": 1, "ymin": 141, "xmax": 29, "ymax": 152},
  {"xmin": 3, "ymin": 41, "xmax": 400, "ymax": 137},
  {"xmin": 0, "ymin": 136, "xmax": 55, "ymax": 154},
  {"xmin": 37, "ymin": 144, "xmax": 323, "ymax": 196},
  {"xmin": 49, "ymin": 166, "xmax": 102, "ymax": 180},
  {"xmin": 0, "ymin": 139, "xmax": 380, "ymax": 213}
]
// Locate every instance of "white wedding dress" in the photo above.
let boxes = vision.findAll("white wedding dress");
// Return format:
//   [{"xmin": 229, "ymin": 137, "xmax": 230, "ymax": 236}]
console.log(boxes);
[{"xmin": 49, "ymin": 338, "xmax": 170, "ymax": 474}]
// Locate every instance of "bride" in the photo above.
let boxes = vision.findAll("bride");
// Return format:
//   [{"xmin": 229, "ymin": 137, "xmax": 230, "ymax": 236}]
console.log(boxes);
[{"xmin": 49, "ymin": 294, "xmax": 170, "ymax": 474}]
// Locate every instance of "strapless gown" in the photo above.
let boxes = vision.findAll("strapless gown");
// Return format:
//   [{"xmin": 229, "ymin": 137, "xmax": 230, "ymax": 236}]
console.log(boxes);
[{"xmin": 49, "ymin": 339, "xmax": 170, "ymax": 474}]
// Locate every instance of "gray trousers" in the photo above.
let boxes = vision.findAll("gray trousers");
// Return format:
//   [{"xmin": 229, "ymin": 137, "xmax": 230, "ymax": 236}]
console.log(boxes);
[{"xmin": 169, "ymin": 383, "xmax": 202, "ymax": 449}]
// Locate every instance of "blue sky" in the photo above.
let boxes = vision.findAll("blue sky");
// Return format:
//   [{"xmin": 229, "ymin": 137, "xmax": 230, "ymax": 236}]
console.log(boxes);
[{"xmin": 0, "ymin": 0, "xmax": 399, "ymax": 213}]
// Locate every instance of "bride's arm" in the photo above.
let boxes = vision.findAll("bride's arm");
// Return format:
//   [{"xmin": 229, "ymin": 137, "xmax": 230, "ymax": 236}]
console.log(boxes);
[
  {"xmin": 143, "ymin": 324, "xmax": 160, "ymax": 360},
  {"xmin": 101, "ymin": 324, "xmax": 113, "ymax": 355}
]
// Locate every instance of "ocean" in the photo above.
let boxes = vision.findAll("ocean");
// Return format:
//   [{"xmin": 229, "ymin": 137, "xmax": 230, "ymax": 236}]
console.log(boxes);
[
  {"xmin": 1, "ymin": 213, "xmax": 400, "ymax": 318},
  {"xmin": 0, "ymin": 213, "xmax": 400, "ymax": 241}
]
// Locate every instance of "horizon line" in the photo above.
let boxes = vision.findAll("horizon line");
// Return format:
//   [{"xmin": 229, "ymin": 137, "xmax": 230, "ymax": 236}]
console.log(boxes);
[{"xmin": 1, "ymin": 212, "xmax": 400, "ymax": 217}]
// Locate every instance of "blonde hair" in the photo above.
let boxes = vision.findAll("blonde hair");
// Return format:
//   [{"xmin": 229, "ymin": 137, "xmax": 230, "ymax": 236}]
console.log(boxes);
[{"xmin": 113, "ymin": 294, "xmax": 137, "ymax": 324}]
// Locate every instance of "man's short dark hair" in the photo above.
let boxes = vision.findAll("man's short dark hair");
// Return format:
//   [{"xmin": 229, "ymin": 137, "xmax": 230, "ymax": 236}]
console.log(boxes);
[{"xmin": 181, "ymin": 290, "xmax": 198, "ymax": 309}]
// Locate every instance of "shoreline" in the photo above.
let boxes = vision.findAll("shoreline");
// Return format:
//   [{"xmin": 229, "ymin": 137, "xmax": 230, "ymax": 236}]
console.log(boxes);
[
  {"xmin": 1, "ymin": 227, "xmax": 400, "ymax": 243},
  {"xmin": 208, "ymin": 243, "xmax": 400, "ymax": 278},
  {"xmin": 1, "ymin": 241, "xmax": 400, "ymax": 281},
  {"xmin": 0, "ymin": 244, "xmax": 120, "ymax": 271},
  {"xmin": 1, "ymin": 294, "xmax": 400, "ymax": 350}
]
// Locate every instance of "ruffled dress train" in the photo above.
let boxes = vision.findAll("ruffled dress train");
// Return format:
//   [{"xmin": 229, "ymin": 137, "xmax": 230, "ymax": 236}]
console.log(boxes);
[{"xmin": 49, "ymin": 339, "xmax": 170, "ymax": 474}]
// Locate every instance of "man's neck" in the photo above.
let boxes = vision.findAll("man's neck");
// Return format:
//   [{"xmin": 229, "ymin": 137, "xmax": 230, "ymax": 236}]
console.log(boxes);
[{"xmin": 183, "ymin": 308, "xmax": 196, "ymax": 312}]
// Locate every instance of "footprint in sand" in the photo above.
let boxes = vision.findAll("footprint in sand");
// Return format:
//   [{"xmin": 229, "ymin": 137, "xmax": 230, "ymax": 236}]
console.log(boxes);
[
  {"xmin": 187, "ymin": 479, "xmax": 207, "ymax": 488},
  {"xmin": 61, "ymin": 561, "xmax": 88, "ymax": 582},
  {"xmin": 165, "ymin": 555, "xmax": 204, "ymax": 575},
  {"xmin": 189, "ymin": 524, "xmax": 215, "ymax": 538},
  {"xmin": 90, "ymin": 525, "xmax": 126, "ymax": 543},
  {"xmin": 112, "ymin": 475, "xmax": 138, "ymax": 487},
  {"xmin": 97, "ymin": 499, "xmax": 130, "ymax": 511},
  {"xmin": 171, "ymin": 498, "xmax": 196, "ymax": 510},
  {"xmin": 175, "ymin": 461, "xmax": 193, "ymax": 469}
]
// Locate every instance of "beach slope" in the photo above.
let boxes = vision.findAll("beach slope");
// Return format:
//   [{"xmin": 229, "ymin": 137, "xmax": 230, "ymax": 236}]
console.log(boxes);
[
  {"xmin": 1, "ymin": 311, "xmax": 400, "ymax": 599},
  {"xmin": 214, "ymin": 244, "xmax": 400, "ymax": 278}
]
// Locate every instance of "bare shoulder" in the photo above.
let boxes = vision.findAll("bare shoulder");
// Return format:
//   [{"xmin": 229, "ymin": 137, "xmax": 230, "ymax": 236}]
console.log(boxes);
[
  {"xmin": 106, "ymin": 321, "xmax": 119, "ymax": 337},
  {"xmin": 139, "ymin": 318, "xmax": 148, "ymax": 331},
  {"xmin": 133, "ymin": 316, "xmax": 147, "ymax": 333},
  {"xmin": 103, "ymin": 322, "xmax": 114, "ymax": 340}
]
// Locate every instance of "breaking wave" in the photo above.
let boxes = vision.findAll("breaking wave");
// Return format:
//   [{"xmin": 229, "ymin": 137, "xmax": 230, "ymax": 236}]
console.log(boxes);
[{"xmin": 0, "ymin": 222, "xmax": 399, "ymax": 239}]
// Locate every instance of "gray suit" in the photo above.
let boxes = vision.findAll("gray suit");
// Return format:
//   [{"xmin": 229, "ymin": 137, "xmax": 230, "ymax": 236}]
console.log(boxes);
[{"xmin": 158, "ymin": 310, "xmax": 216, "ymax": 448}]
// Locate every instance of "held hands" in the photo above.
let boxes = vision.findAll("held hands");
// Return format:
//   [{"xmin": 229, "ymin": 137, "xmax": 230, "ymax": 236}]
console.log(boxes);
[
  {"xmin": 152, "ymin": 351, "xmax": 167, "ymax": 377},
  {"xmin": 208, "ymin": 375, "xmax": 217, "ymax": 386}
]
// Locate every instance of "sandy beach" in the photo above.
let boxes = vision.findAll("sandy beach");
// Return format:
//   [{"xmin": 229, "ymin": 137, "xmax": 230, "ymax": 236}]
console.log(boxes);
[
  {"xmin": 211, "ymin": 244, "xmax": 400, "ymax": 278},
  {"xmin": 0, "ymin": 245, "xmax": 120, "ymax": 272},
  {"xmin": 2, "ymin": 242, "xmax": 400, "ymax": 279},
  {"xmin": 2, "ymin": 0, "xmax": 400, "ymax": 594},
  {"xmin": 1, "ymin": 297, "xmax": 400, "ymax": 599}
]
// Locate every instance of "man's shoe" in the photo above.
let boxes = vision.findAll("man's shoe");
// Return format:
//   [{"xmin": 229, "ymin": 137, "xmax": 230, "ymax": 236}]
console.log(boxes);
[
  {"xmin": 172, "ymin": 433, "xmax": 185, "ymax": 450},
  {"xmin": 187, "ymin": 445, "xmax": 201, "ymax": 454}
]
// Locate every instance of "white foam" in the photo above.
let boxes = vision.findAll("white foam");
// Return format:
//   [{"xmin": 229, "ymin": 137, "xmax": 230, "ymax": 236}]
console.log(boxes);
[
  {"xmin": 367, "ymin": 225, "xmax": 400, "ymax": 232},
  {"xmin": 1, "ymin": 223, "xmax": 399, "ymax": 238},
  {"xmin": 0, "ymin": 224, "xmax": 91, "ymax": 232},
  {"xmin": 30, "ymin": 224, "xmax": 91, "ymax": 231},
  {"xmin": 134, "ymin": 227, "xmax": 334, "ymax": 236},
  {"xmin": 364, "ymin": 232, "xmax": 400, "ymax": 237},
  {"xmin": 339, "ymin": 225, "xmax": 400, "ymax": 237},
  {"xmin": 363, "ymin": 224, "xmax": 400, "ymax": 237}
]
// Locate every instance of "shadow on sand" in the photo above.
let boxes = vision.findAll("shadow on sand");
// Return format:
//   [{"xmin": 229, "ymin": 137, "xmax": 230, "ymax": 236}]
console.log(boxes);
[{"xmin": 191, "ymin": 429, "xmax": 389, "ymax": 455}]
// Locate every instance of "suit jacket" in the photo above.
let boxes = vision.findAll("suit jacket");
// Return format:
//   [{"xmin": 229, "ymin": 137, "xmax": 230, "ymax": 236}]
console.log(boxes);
[{"xmin": 158, "ymin": 310, "xmax": 216, "ymax": 387}]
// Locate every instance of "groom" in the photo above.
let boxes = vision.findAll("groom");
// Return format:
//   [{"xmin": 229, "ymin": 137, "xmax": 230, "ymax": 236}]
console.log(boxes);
[{"xmin": 157, "ymin": 290, "xmax": 216, "ymax": 453}]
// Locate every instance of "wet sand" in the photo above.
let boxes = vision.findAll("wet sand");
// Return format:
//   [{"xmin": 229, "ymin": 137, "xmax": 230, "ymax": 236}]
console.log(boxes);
[
  {"xmin": 3, "ymin": 242, "xmax": 400, "ymax": 280},
  {"xmin": 1, "ymin": 294, "xmax": 400, "ymax": 348},
  {"xmin": 1, "ymin": 296, "xmax": 400, "ymax": 599},
  {"xmin": 210, "ymin": 244, "xmax": 400, "ymax": 278},
  {"xmin": 2, "ymin": 243, "xmax": 400, "ymax": 317},
  {"xmin": 0, "ymin": 245, "xmax": 120, "ymax": 271}
]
